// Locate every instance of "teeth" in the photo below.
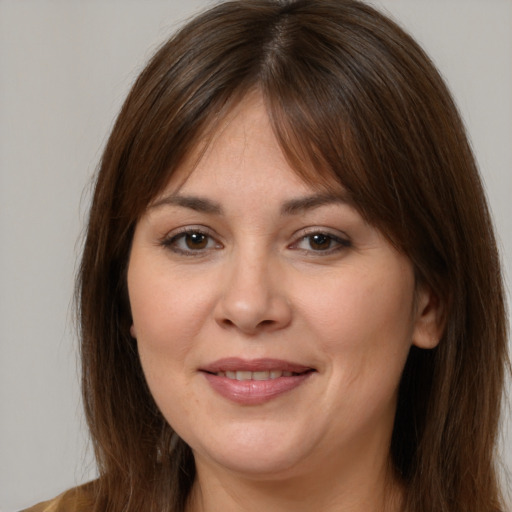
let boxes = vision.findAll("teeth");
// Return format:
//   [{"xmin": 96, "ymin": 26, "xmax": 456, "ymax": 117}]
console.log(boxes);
[
  {"xmin": 252, "ymin": 371, "xmax": 270, "ymax": 381},
  {"xmin": 216, "ymin": 370, "xmax": 298, "ymax": 380}
]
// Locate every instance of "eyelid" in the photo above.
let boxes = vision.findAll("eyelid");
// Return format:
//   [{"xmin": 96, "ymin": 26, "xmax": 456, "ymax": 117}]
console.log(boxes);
[
  {"xmin": 288, "ymin": 227, "xmax": 352, "ymax": 254},
  {"xmin": 160, "ymin": 225, "xmax": 223, "ymax": 255},
  {"xmin": 158, "ymin": 224, "xmax": 351, "ymax": 257}
]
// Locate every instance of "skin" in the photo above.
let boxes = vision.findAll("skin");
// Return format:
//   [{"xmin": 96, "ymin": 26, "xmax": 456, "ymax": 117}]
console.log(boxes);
[{"xmin": 127, "ymin": 92, "xmax": 441, "ymax": 512}]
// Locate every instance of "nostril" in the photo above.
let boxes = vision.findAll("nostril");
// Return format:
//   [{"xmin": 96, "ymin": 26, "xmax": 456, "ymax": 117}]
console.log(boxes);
[
  {"xmin": 217, "ymin": 316, "xmax": 277, "ymax": 333},
  {"xmin": 214, "ymin": 291, "xmax": 292, "ymax": 334}
]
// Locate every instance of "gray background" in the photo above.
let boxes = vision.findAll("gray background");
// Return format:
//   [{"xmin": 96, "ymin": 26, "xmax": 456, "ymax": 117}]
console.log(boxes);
[{"xmin": 1, "ymin": 1, "xmax": 511, "ymax": 510}]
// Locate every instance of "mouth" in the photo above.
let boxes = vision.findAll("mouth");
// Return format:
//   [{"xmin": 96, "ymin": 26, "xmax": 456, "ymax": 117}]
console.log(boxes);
[
  {"xmin": 211, "ymin": 369, "xmax": 304, "ymax": 380},
  {"xmin": 200, "ymin": 357, "xmax": 315, "ymax": 378},
  {"xmin": 200, "ymin": 358, "xmax": 316, "ymax": 405}
]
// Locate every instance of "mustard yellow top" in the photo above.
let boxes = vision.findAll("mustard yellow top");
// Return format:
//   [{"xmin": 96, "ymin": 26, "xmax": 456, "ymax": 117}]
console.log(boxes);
[{"xmin": 20, "ymin": 482, "xmax": 95, "ymax": 512}]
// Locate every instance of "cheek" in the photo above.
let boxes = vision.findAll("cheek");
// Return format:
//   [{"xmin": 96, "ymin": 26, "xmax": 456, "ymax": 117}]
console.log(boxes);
[
  {"xmin": 127, "ymin": 265, "xmax": 212, "ymax": 423},
  {"xmin": 302, "ymin": 267, "xmax": 416, "ymax": 437},
  {"xmin": 297, "ymin": 263, "xmax": 416, "ymax": 391},
  {"xmin": 127, "ymin": 254, "xmax": 215, "ymax": 363},
  {"xmin": 305, "ymin": 263, "xmax": 415, "ymax": 346}
]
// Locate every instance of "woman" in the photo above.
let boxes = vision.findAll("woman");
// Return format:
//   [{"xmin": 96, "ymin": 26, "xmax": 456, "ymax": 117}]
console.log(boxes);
[{"xmin": 24, "ymin": 0, "xmax": 509, "ymax": 511}]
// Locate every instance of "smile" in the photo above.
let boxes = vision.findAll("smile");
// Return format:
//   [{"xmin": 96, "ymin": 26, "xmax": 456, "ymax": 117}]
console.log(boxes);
[{"xmin": 200, "ymin": 358, "xmax": 315, "ymax": 405}]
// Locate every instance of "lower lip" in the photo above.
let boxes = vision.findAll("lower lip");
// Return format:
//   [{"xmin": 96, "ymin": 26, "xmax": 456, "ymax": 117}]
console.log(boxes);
[{"xmin": 202, "ymin": 372, "xmax": 313, "ymax": 405}]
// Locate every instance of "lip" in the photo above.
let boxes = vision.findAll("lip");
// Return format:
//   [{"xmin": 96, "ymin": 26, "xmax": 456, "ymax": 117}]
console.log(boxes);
[
  {"xmin": 200, "ymin": 358, "xmax": 315, "ymax": 405},
  {"xmin": 200, "ymin": 357, "xmax": 313, "ymax": 373}
]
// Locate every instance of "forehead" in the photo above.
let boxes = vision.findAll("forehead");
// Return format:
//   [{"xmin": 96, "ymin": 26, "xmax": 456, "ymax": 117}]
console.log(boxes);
[{"xmin": 152, "ymin": 91, "xmax": 347, "ymax": 204}]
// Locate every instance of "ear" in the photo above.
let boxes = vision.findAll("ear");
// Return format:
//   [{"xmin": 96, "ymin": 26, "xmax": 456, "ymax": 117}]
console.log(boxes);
[
  {"xmin": 130, "ymin": 324, "xmax": 137, "ymax": 339},
  {"xmin": 412, "ymin": 284, "xmax": 444, "ymax": 349}
]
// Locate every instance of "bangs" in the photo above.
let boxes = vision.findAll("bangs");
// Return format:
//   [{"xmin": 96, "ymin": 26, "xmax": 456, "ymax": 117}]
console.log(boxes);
[
  {"xmin": 259, "ymin": 65, "xmax": 407, "ymax": 255},
  {"xmin": 262, "ymin": 81, "xmax": 373, "ymax": 219},
  {"xmin": 149, "ymin": 83, "xmax": 354, "ymax": 209}
]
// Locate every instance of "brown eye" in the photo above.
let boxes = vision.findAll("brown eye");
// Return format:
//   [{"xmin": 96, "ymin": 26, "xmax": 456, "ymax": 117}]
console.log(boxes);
[
  {"xmin": 163, "ymin": 229, "xmax": 221, "ymax": 255},
  {"xmin": 291, "ymin": 231, "xmax": 351, "ymax": 255},
  {"xmin": 308, "ymin": 234, "xmax": 332, "ymax": 251},
  {"xmin": 185, "ymin": 232, "xmax": 208, "ymax": 250}
]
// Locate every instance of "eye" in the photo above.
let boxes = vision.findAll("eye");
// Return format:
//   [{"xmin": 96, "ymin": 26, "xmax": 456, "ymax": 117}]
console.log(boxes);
[
  {"xmin": 161, "ymin": 228, "xmax": 222, "ymax": 255},
  {"xmin": 291, "ymin": 231, "xmax": 351, "ymax": 254}
]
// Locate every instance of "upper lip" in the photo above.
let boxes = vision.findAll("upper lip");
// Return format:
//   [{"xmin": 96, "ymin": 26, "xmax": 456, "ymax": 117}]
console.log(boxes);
[{"xmin": 200, "ymin": 358, "xmax": 314, "ymax": 374}]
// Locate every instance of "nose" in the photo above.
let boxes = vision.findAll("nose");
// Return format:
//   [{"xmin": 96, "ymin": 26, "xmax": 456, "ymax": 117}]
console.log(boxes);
[{"xmin": 214, "ymin": 251, "xmax": 292, "ymax": 335}]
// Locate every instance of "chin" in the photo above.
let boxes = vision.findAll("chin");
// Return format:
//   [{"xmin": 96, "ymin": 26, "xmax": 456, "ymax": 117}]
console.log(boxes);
[
  {"xmin": 201, "ymin": 451, "xmax": 309, "ymax": 480},
  {"xmin": 188, "ymin": 424, "xmax": 319, "ymax": 479}
]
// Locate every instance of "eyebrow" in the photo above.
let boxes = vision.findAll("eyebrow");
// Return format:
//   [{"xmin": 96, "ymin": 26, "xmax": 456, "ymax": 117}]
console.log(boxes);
[
  {"xmin": 150, "ymin": 192, "xmax": 351, "ymax": 216},
  {"xmin": 280, "ymin": 192, "xmax": 352, "ymax": 215},
  {"xmin": 150, "ymin": 195, "xmax": 223, "ymax": 214}
]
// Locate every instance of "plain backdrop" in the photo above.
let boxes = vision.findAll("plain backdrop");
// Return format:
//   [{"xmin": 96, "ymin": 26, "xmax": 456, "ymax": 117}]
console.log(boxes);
[{"xmin": 1, "ymin": 1, "xmax": 511, "ymax": 510}]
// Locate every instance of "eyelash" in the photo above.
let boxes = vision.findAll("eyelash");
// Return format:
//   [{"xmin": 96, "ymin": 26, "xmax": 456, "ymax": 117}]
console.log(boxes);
[
  {"xmin": 160, "ymin": 227, "xmax": 222, "ymax": 256},
  {"xmin": 160, "ymin": 228, "xmax": 351, "ymax": 256},
  {"xmin": 290, "ymin": 231, "xmax": 352, "ymax": 255}
]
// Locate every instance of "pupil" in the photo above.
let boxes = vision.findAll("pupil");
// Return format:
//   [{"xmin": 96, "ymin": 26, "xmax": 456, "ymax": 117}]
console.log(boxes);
[
  {"xmin": 186, "ymin": 233, "xmax": 207, "ymax": 249},
  {"xmin": 311, "ymin": 234, "xmax": 331, "ymax": 250}
]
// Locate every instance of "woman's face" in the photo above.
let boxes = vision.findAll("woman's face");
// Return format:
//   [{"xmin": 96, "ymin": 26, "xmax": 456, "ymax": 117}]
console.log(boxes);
[{"xmin": 127, "ymin": 93, "xmax": 436, "ymax": 483}]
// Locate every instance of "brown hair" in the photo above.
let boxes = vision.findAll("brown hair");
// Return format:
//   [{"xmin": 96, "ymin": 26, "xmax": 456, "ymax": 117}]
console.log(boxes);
[{"xmin": 77, "ymin": 1, "xmax": 509, "ymax": 511}]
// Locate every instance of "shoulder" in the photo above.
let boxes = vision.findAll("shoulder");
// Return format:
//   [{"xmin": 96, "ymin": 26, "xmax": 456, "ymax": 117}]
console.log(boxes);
[{"xmin": 20, "ymin": 481, "xmax": 97, "ymax": 512}]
